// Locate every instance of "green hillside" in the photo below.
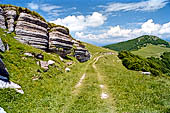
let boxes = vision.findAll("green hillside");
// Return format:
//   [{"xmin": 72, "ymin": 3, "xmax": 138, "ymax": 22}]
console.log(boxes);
[
  {"xmin": 104, "ymin": 35, "xmax": 170, "ymax": 51},
  {"xmin": 0, "ymin": 29, "xmax": 170, "ymax": 113},
  {"xmin": 132, "ymin": 45, "xmax": 170, "ymax": 58}
]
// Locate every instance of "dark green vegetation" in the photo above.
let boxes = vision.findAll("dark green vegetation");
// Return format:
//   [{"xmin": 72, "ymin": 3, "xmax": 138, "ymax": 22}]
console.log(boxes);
[
  {"xmin": 118, "ymin": 51, "xmax": 170, "ymax": 76},
  {"xmin": 104, "ymin": 35, "xmax": 170, "ymax": 51},
  {"xmin": 0, "ymin": 29, "xmax": 170, "ymax": 112}
]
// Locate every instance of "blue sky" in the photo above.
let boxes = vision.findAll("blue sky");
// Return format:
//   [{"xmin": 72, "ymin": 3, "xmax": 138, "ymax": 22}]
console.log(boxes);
[{"xmin": 1, "ymin": 0, "xmax": 170, "ymax": 46}]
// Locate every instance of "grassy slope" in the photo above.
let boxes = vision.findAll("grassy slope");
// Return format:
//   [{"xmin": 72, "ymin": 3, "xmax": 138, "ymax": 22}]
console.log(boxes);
[
  {"xmin": 0, "ymin": 29, "xmax": 170, "ymax": 112},
  {"xmin": 132, "ymin": 45, "xmax": 170, "ymax": 58}
]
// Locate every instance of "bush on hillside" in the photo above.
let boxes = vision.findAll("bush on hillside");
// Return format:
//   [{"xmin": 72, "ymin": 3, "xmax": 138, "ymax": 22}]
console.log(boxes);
[{"xmin": 118, "ymin": 51, "xmax": 170, "ymax": 76}]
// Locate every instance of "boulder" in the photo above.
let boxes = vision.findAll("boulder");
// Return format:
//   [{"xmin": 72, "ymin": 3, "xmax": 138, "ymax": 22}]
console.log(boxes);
[
  {"xmin": 48, "ymin": 60, "xmax": 55, "ymax": 65},
  {"xmin": 0, "ymin": 38, "xmax": 5, "ymax": 52},
  {"xmin": 74, "ymin": 46, "xmax": 91, "ymax": 62},
  {"xmin": 0, "ymin": 107, "xmax": 6, "ymax": 113},
  {"xmin": 0, "ymin": 80, "xmax": 24, "ymax": 94},
  {"xmin": 0, "ymin": 58, "xmax": 9, "ymax": 82},
  {"xmin": 24, "ymin": 52, "xmax": 34, "ymax": 57}
]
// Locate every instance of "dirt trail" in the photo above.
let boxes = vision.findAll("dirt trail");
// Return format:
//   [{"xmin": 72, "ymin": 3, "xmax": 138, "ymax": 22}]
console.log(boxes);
[
  {"xmin": 62, "ymin": 52, "xmax": 115, "ymax": 113},
  {"xmin": 92, "ymin": 53, "xmax": 115, "ymax": 113}
]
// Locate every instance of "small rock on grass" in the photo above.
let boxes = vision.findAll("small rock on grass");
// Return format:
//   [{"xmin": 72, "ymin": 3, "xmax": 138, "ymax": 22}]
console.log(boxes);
[
  {"xmin": 65, "ymin": 67, "xmax": 70, "ymax": 72},
  {"xmin": 0, "ymin": 107, "xmax": 6, "ymax": 113},
  {"xmin": 24, "ymin": 52, "xmax": 34, "ymax": 57}
]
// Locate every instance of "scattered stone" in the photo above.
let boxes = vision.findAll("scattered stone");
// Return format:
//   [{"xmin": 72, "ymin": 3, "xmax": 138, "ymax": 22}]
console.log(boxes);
[
  {"xmin": 48, "ymin": 60, "xmax": 55, "ymax": 65},
  {"xmin": 0, "ymin": 80, "xmax": 24, "ymax": 94},
  {"xmin": 21, "ymin": 57, "xmax": 27, "ymax": 60},
  {"xmin": 65, "ymin": 67, "xmax": 70, "ymax": 72},
  {"xmin": 99, "ymin": 84, "xmax": 104, "ymax": 89},
  {"xmin": 35, "ymin": 54, "xmax": 44, "ymax": 60},
  {"xmin": 0, "ymin": 38, "xmax": 5, "ymax": 52},
  {"xmin": 0, "ymin": 107, "xmax": 6, "ymax": 113},
  {"xmin": 32, "ymin": 76, "xmax": 39, "ymax": 81},
  {"xmin": 141, "ymin": 72, "xmax": 151, "ymax": 75},
  {"xmin": 39, "ymin": 61, "xmax": 49, "ymax": 70},
  {"xmin": 59, "ymin": 56, "xmax": 64, "ymax": 62},
  {"xmin": 66, "ymin": 61, "xmax": 73, "ymax": 66},
  {"xmin": 101, "ymin": 92, "xmax": 109, "ymax": 99},
  {"xmin": 24, "ymin": 52, "xmax": 34, "ymax": 57}
]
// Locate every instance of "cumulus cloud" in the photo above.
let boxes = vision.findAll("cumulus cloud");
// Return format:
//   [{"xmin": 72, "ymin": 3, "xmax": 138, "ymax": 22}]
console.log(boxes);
[
  {"xmin": 49, "ymin": 12, "xmax": 107, "ymax": 31},
  {"xmin": 75, "ymin": 19, "xmax": 170, "ymax": 45},
  {"xmin": 100, "ymin": 0, "xmax": 169, "ymax": 12},
  {"xmin": 40, "ymin": 4, "xmax": 61, "ymax": 12}
]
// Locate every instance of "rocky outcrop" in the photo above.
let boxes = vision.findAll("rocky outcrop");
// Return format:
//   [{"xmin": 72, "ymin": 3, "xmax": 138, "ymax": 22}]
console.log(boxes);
[
  {"xmin": 3, "ymin": 7, "xmax": 16, "ymax": 32},
  {"xmin": 15, "ymin": 13, "xmax": 48, "ymax": 50},
  {"xmin": 73, "ymin": 40, "xmax": 90, "ymax": 62},
  {"xmin": 49, "ymin": 27, "xmax": 73, "ymax": 56},
  {"xmin": 0, "ymin": 5, "xmax": 90, "ymax": 62},
  {"xmin": 0, "ymin": 7, "xmax": 6, "ymax": 29}
]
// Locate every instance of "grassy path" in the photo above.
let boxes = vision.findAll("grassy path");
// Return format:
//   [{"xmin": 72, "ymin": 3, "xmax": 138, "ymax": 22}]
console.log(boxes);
[
  {"xmin": 92, "ymin": 54, "xmax": 115, "ymax": 113},
  {"xmin": 60, "ymin": 52, "xmax": 115, "ymax": 113}
]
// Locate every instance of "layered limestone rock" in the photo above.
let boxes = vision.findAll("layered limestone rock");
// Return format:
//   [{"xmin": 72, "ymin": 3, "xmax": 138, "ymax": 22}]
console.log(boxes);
[
  {"xmin": 3, "ymin": 7, "xmax": 16, "ymax": 32},
  {"xmin": 49, "ymin": 27, "xmax": 73, "ymax": 56},
  {"xmin": 15, "ymin": 13, "xmax": 48, "ymax": 50},
  {"xmin": 0, "ymin": 5, "xmax": 91, "ymax": 62},
  {"xmin": 73, "ymin": 40, "xmax": 90, "ymax": 62},
  {"xmin": 0, "ymin": 7, "xmax": 6, "ymax": 29}
]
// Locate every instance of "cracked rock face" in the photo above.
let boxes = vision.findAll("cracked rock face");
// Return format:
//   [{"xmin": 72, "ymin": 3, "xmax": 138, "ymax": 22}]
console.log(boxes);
[
  {"xmin": 0, "ymin": 6, "xmax": 91, "ymax": 62},
  {"xmin": 73, "ymin": 41, "xmax": 91, "ymax": 62},
  {"xmin": 49, "ymin": 27, "xmax": 73, "ymax": 56},
  {"xmin": 0, "ymin": 7, "xmax": 6, "ymax": 29},
  {"xmin": 4, "ymin": 8, "xmax": 16, "ymax": 32},
  {"xmin": 15, "ymin": 13, "xmax": 48, "ymax": 50}
]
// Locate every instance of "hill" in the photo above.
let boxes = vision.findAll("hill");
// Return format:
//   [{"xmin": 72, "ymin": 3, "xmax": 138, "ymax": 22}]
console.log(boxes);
[
  {"xmin": 103, "ymin": 35, "xmax": 170, "ymax": 51},
  {"xmin": 0, "ymin": 29, "xmax": 170, "ymax": 113}
]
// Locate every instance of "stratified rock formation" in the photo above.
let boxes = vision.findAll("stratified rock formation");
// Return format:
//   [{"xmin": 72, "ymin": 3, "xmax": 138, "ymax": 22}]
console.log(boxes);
[
  {"xmin": 0, "ymin": 7, "xmax": 6, "ymax": 29},
  {"xmin": 3, "ymin": 6, "xmax": 16, "ymax": 32},
  {"xmin": 49, "ymin": 26, "xmax": 73, "ymax": 56},
  {"xmin": 15, "ymin": 12, "xmax": 48, "ymax": 50},
  {"xmin": 0, "ymin": 4, "xmax": 90, "ymax": 62}
]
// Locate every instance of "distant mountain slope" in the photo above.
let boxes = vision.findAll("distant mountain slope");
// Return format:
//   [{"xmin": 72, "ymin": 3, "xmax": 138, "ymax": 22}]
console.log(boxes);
[
  {"xmin": 132, "ymin": 45, "xmax": 170, "ymax": 58},
  {"xmin": 104, "ymin": 35, "xmax": 170, "ymax": 51}
]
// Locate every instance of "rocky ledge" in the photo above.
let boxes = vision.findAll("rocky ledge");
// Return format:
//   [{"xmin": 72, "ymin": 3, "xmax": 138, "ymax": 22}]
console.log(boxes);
[{"xmin": 0, "ymin": 5, "xmax": 90, "ymax": 62}]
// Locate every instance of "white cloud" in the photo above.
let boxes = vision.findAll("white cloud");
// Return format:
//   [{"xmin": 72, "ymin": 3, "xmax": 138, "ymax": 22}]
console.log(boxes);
[
  {"xmin": 27, "ymin": 3, "xmax": 63, "ymax": 17},
  {"xmin": 27, "ymin": 3, "xmax": 39, "ymax": 10},
  {"xmin": 159, "ymin": 22, "xmax": 170, "ymax": 34},
  {"xmin": 75, "ymin": 19, "xmax": 170, "ymax": 45},
  {"xmin": 49, "ymin": 12, "xmax": 107, "ymax": 31},
  {"xmin": 101, "ymin": 0, "xmax": 169, "ymax": 12},
  {"xmin": 40, "ymin": 4, "xmax": 61, "ymax": 12}
]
